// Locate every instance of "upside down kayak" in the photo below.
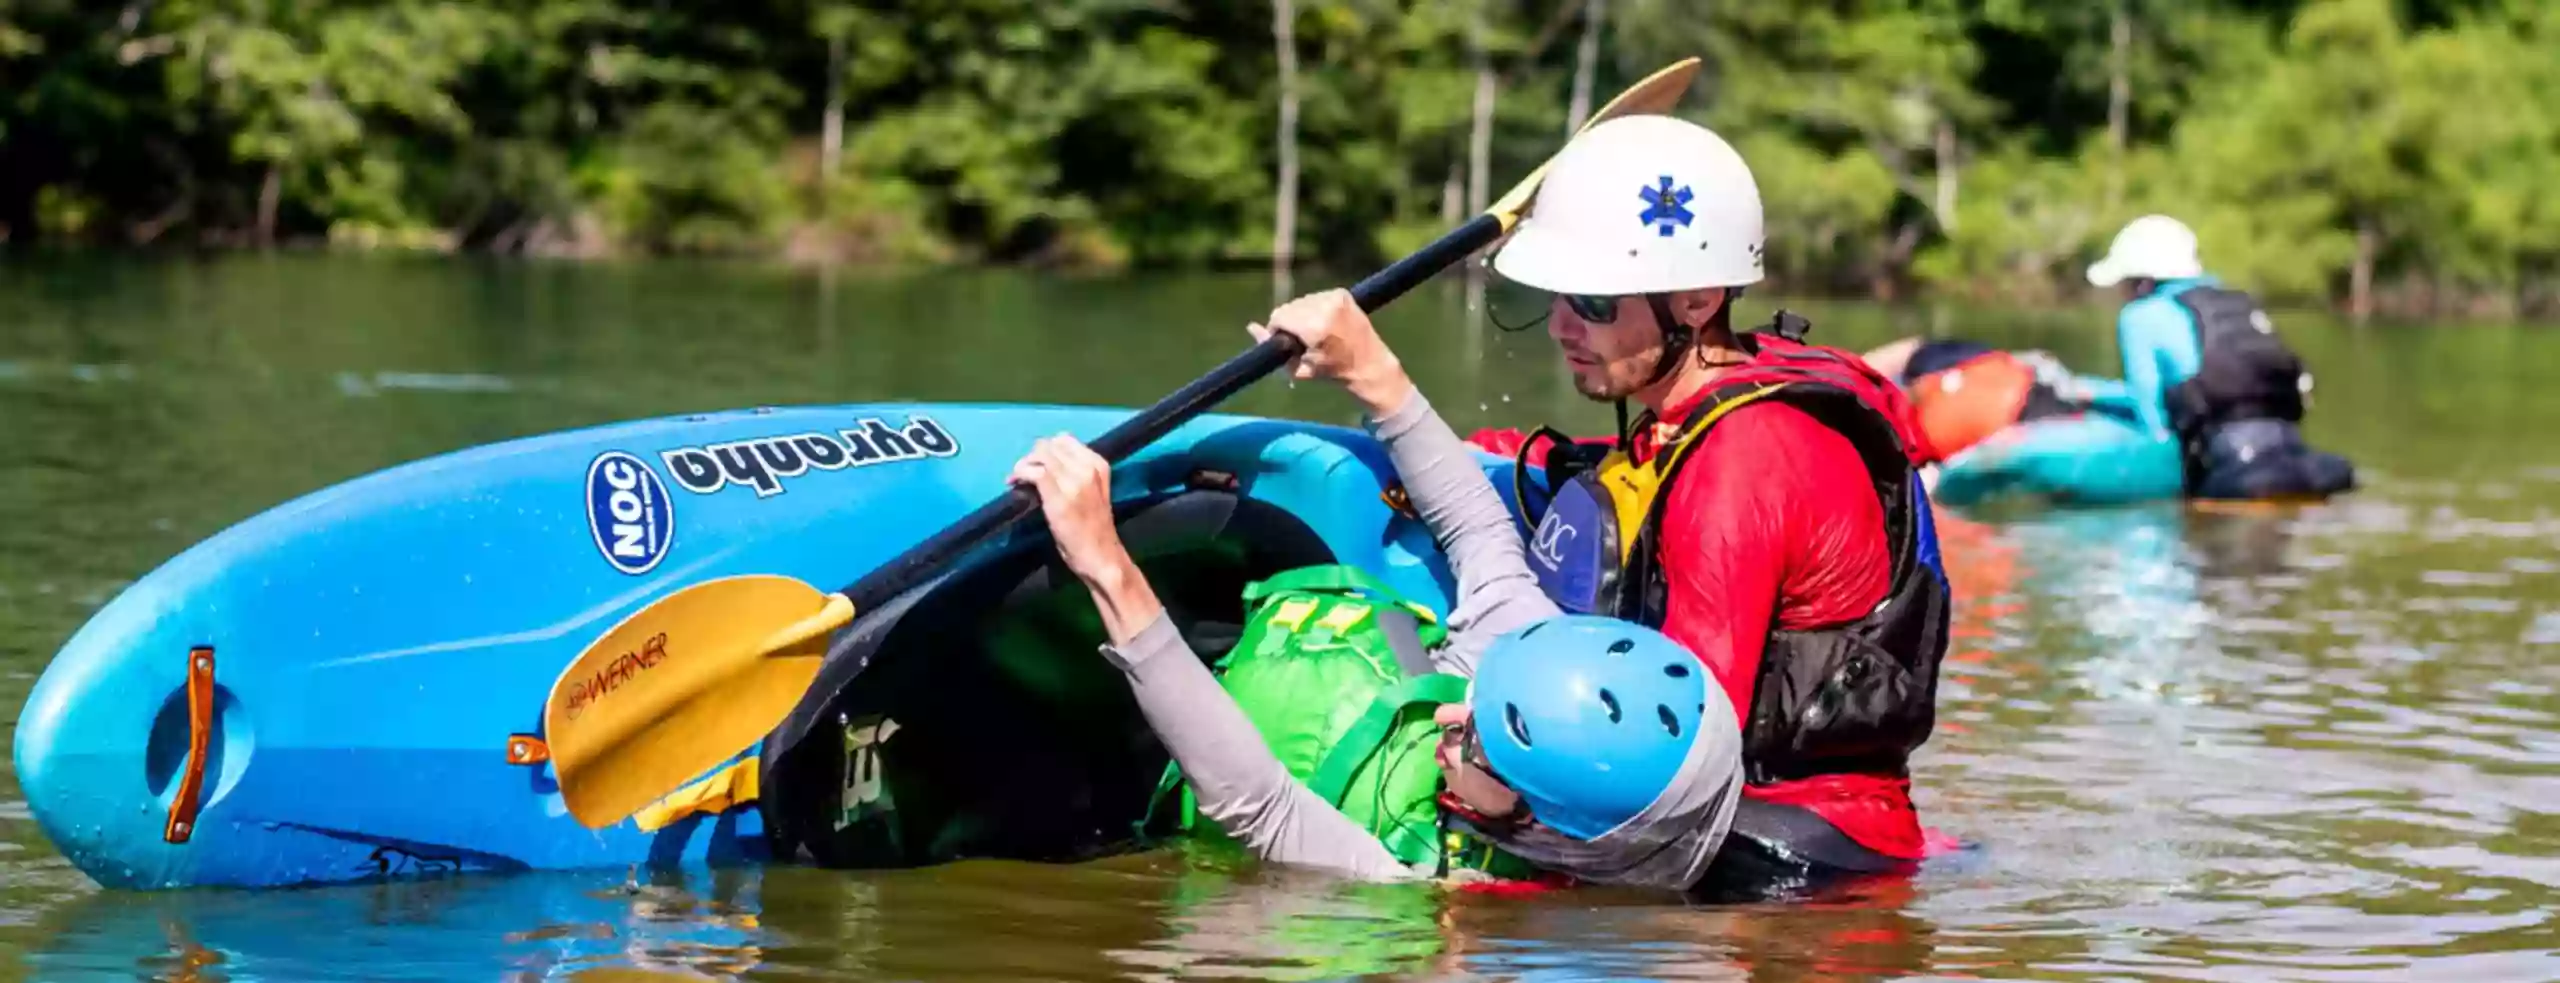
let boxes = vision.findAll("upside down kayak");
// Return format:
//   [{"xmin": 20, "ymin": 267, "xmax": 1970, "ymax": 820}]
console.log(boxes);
[
  {"xmin": 12, "ymin": 403, "xmax": 1522, "ymax": 890},
  {"xmin": 1925, "ymin": 412, "xmax": 2188, "ymax": 507}
]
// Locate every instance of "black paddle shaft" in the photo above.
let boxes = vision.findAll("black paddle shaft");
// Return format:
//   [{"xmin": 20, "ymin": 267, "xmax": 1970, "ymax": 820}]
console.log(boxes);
[{"xmin": 835, "ymin": 212, "xmax": 1509, "ymax": 613}]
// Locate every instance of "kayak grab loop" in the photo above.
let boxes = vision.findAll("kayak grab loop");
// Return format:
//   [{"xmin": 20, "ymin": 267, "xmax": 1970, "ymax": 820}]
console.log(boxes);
[
  {"xmin": 506, "ymin": 734, "xmax": 550, "ymax": 765},
  {"xmin": 144, "ymin": 645, "xmax": 250, "ymax": 841},
  {"xmin": 1380, "ymin": 482, "xmax": 1418, "ymax": 520},
  {"xmin": 163, "ymin": 646, "xmax": 215, "ymax": 843}
]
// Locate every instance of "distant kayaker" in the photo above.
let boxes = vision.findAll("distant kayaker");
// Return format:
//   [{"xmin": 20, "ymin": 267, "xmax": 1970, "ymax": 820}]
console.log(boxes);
[
  {"xmin": 1008, "ymin": 286, "xmax": 1745, "ymax": 892},
  {"xmin": 1454, "ymin": 114, "xmax": 1956, "ymax": 897},
  {"xmin": 2084, "ymin": 214, "xmax": 2356, "ymax": 500},
  {"xmin": 1857, "ymin": 336, "xmax": 2127, "ymax": 462}
]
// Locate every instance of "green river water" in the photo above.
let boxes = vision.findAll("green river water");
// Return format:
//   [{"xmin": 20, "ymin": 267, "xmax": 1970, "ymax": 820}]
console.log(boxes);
[{"xmin": 0, "ymin": 254, "xmax": 2554, "ymax": 981}]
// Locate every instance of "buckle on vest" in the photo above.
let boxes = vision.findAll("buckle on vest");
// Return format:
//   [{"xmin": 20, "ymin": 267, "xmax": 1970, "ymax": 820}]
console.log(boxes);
[
  {"xmin": 1770, "ymin": 309, "xmax": 1812, "ymax": 343},
  {"xmin": 1514, "ymin": 426, "xmax": 1613, "ymax": 525}
]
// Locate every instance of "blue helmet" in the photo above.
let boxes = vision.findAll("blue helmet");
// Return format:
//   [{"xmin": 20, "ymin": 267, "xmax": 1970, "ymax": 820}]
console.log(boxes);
[{"xmin": 1467, "ymin": 615, "xmax": 1711, "ymax": 841}]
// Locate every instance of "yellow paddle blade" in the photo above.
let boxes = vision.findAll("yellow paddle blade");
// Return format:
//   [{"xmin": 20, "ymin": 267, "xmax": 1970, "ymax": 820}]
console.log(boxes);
[
  {"xmin": 1488, "ymin": 56, "xmax": 1703, "ymax": 231},
  {"xmin": 543, "ymin": 574, "xmax": 853, "ymax": 829}
]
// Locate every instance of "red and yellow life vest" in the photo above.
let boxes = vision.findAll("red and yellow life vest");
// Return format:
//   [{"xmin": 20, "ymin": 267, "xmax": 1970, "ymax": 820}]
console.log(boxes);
[{"xmin": 1513, "ymin": 322, "xmax": 1954, "ymax": 785}]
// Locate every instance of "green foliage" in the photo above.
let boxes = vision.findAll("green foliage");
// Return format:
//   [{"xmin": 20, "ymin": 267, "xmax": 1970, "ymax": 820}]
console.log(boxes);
[
  {"xmin": 1913, "ymin": 143, "xmax": 2108, "ymax": 300},
  {"xmin": 2134, "ymin": 0, "xmax": 2560, "ymax": 310},
  {"xmin": 0, "ymin": 0, "xmax": 2550, "ymax": 314},
  {"xmin": 1733, "ymin": 132, "xmax": 1900, "ymax": 285},
  {"xmin": 588, "ymin": 101, "xmax": 792, "ymax": 254}
]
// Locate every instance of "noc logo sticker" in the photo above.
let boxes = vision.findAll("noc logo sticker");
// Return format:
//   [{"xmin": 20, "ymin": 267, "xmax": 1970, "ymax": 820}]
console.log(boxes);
[{"xmin": 587, "ymin": 451, "xmax": 675, "ymax": 575}]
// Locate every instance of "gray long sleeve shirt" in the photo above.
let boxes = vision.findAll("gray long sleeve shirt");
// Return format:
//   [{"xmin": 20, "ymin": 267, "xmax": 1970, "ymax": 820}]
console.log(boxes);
[{"xmin": 1098, "ymin": 386, "xmax": 1562, "ymax": 881}]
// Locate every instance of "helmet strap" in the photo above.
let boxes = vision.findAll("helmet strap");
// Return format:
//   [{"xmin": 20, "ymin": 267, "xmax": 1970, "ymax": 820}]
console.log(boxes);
[
  {"xmin": 1639, "ymin": 290, "xmax": 1747, "ymax": 389},
  {"xmin": 1640, "ymin": 293, "xmax": 1693, "ymax": 389},
  {"xmin": 1601, "ymin": 294, "xmax": 1691, "ymax": 448},
  {"xmin": 1620, "ymin": 290, "xmax": 1748, "ymax": 447}
]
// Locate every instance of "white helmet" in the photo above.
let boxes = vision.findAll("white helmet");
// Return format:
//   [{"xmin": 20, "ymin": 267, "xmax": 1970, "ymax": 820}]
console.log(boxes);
[
  {"xmin": 2086, "ymin": 214, "xmax": 2203, "ymax": 286},
  {"xmin": 1491, "ymin": 115, "xmax": 1765, "ymax": 297}
]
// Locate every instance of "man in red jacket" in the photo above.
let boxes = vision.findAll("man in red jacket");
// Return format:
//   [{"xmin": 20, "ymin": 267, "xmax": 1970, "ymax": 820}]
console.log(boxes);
[{"xmin": 1463, "ymin": 114, "xmax": 1956, "ymax": 899}]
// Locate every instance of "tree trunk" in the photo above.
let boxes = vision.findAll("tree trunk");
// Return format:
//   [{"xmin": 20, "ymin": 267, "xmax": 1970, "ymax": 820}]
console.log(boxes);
[
  {"xmin": 1933, "ymin": 119, "xmax": 1958, "ymax": 234},
  {"xmin": 1874, "ymin": 222, "xmax": 1925, "ymax": 300},
  {"xmin": 1501, "ymin": 0, "xmax": 1594, "ymax": 88},
  {"xmin": 255, "ymin": 163, "xmax": 280, "ymax": 248},
  {"xmin": 2350, "ymin": 218, "xmax": 2377, "ymax": 322},
  {"xmin": 129, "ymin": 189, "xmax": 192, "ymax": 246},
  {"xmin": 1271, "ymin": 0, "xmax": 1300, "ymax": 301},
  {"xmin": 1466, "ymin": 14, "xmax": 1496, "ymax": 217},
  {"xmin": 821, "ymin": 33, "xmax": 845, "ymax": 178},
  {"xmin": 1442, "ymin": 162, "xmax": 1463, "ymax": 226},
  {"xmin": 1565, "ymin": 0, "xmax": 1605, "ymax": 133},
  {"xmin": 1443, "ymin": 160, "xmax": 1468, "ymax": 324},
  {"xmin": 2106, "ymin": 1, "xmax": 2130, "ymax": 212},
  {"xmin": 1465, "ymin": 5, "xmax": 1498, "ymax": 315}
]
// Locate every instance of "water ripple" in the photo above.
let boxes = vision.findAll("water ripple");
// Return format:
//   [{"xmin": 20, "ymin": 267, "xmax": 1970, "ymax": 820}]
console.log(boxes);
[{"xmin": 2, "ymin": 277, "xmax": 2557, "ymax": 980}]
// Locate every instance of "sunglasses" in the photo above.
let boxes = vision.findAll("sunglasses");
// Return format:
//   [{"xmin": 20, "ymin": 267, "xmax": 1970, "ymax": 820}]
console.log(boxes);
[
  {"xmin": 1441, "ymin": 717, "xmax": 1533, "ymax": 829},
  {"xmin": 1562, "ymin": 293, "xmax": 1627, "ymax": 324},
  {"xmin": 1450, "ymin": 716, "xmax": 1497, "ymax": 772}
]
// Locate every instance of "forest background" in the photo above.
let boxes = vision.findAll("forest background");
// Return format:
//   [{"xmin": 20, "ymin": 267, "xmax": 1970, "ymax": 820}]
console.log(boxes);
[{"xmin": 4, "ymin": 0, "xmax": 2555, "ymax": 319}]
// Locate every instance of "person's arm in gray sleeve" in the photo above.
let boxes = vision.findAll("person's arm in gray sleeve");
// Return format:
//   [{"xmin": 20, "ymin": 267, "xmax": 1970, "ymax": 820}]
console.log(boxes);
[
  {"xmin": 1012, "ymin": 428, "xmax": 1420, "ymax": 882},
  {"xmin": 1244, "ymin": 288, "xmax": 1562, "ymax": 676},
  {"xmin": 1101, "ymin": 612, "xmax": 1422, "ymax": 882},
  {"xmin": 1363, "ymin": 384, "xmax": 1563, "ymax": 678}
]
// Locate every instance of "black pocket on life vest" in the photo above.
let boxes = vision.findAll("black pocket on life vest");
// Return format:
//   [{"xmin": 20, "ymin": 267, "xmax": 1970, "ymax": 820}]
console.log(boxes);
[
  {"xmin": 1743, "ymin": 630, "xmax": 1931, "ymax": 783},
  {"xmin": 1513, "ymin": 426, "xmax": 1610, "ymax": 528}
]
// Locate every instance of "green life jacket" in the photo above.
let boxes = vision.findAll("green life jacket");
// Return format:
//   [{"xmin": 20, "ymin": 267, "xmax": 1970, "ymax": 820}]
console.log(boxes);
[{"xmin": 1150, "ymin": 564, "xmax": 1536, "ymax": 879}]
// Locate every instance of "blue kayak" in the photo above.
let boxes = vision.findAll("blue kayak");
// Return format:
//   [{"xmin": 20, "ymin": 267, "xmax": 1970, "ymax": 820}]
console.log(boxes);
[
  {"xmin": 1926, "ymin": 413, "xmax": 2186, "ymax": 507},
  {"xmin": 14, "ymin": 403, "xmax": 1516, "ymax": 890}
]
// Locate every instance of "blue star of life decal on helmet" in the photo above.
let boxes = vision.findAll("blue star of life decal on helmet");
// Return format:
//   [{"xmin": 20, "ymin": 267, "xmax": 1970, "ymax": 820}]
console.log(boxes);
[{"xmin": 1638, "ymin": 176, "xmax": 1695, "ymax": 237}]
